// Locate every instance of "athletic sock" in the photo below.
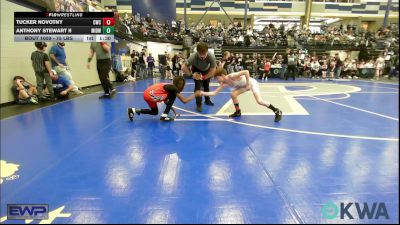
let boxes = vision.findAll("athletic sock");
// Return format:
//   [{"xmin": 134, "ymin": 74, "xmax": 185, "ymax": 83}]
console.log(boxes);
[
  {"xmin": 268, "ymin": 104, "xmax": 277, "ymax": 112},
  {"xmin": 234, "ymin": 103, "xmax": 240, "ymax": 111}
]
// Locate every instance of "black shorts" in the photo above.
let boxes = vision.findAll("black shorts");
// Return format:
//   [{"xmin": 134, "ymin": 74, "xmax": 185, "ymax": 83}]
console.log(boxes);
[{"xmin": 191, "ymin": 66, "xmax": 208, "ymax": 75}]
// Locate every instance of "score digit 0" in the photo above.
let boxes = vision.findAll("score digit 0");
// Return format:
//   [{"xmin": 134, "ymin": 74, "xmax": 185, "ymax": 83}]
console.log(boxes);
[
  {"xmin": 103, "ymin": 26, "xmax": 114, "ymax": 34},
  {"xmin": 102, "ymin": 18, "xmax": 114, "ymax": 26}
]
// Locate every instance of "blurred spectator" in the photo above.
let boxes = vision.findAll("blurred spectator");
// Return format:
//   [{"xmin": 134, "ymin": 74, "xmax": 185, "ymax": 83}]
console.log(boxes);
[
  {"xmin": 12, "ymin": 76, "xmax": 38, "ymax": 104},
  {"xmin": 51, "ymin": 71, "xmax": 74, "ymax": 99},
  {"xmin": 388, "ymin": 51, "xmax": 399, "ymax": 79},
  {"xmin": 158, "ymin": 52, "xmax": 168, "ymax": 79},
  {"xmin": 165, "ymin": 55, "xmax": 173, "ymax": 80},
  {"xmin": 137, "ymin": 48, "xmax": 147, "ymax": 79},
  {"xmin": 374, "ymin": 53, "xmax": 385, "ymax": 80},
  {"xmin": 131, "ymin": 50, "xmax": 138, "ymax": 78},
  {"xmin": 343, "ymin": 59, "xmax": 358, "ymax": 79},
  {"xmin": 384, "ymin": 48, "xmax": 395, "ymax": 74},
  {"xmin": 263, "ymin": 58, "xmax": 271, "ymax": 80},
  {"xmin": 335, "ymin": 53, "xmax": 343, "ymax": 79},
  {"xmin": 286, "ymin": 50, "xmax": 297, "ymax": 80},
  {"xmin": 319, "ymin": 55, "xmax": 329, "ymax": 79},
  {"xmin": 50, "ymin": 42, "xmax": 82, "ymax": 94},
  {"xmin": 310, "ymin": 58, "xmax": 320, "ymax": 79},
  {"xmin": 31, "ymin": 42, "xmax": 56, "ymax": 101},
  {"xmin": 147, "ymin": 53, "xmax": 155, "ymax": 79}
]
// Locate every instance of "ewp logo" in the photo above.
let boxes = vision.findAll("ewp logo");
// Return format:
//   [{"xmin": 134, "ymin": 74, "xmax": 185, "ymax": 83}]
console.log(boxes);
[
  {"xmin": 321, "ymin": 201, "xmax": 390, "ymax": 220},
  {"xmin": 7, "ymin": 204, "xmax": 49, "ymax": 220}
]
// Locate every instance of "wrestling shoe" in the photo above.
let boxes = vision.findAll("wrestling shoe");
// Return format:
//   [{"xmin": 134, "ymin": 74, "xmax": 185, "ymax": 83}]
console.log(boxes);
[
  {"xmin": 196, "ymin": 105, "xmax": 203, "ymax": 112},
  {"xmin": 128, "ymin": 108, "xmax": 135, "ymax": 121},
  {"xmin": 99, "ymin": 93, "xmax": 111, "ymax": 99},
  {"xmin": 229, "ymin": 110, "xmax": 241, "ymax": 118},
  {"xmin": 160, "ymin": 114, "xmax": 174, "ymax": 122},
  {"xmin": 205, "ymin": 100, "xmax": 214, "ymax": 106},
  {"xmin": 274, "ymin": 109, "xmax": 282, "ymax": 122}
]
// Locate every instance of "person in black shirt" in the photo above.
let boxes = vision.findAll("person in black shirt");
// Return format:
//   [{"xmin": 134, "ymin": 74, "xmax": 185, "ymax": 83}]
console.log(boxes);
[
  {"xmin": 220, "ymin": 51, "xmax": 231, "ymax": 72},
  {"xmin": 388, "ymin": 52, "xmax": 399, "ymax": 80},
  {"xmin": 335, "ymin": 53, "xmax": 343, "ymax": 79},
  {"xmin": 127, "ymin": 77, "xmax": 196, "ymax": 121},
  {"xmin": 281, "ymin": 48, "xmax": 290, "ymax": 79},
  {"xmin": 286, "ymin": 51, "xmax": 298, "ymax": 80},
  {"xmin": 31, "ymin": 42, "xmax": 56, "ymax": 101},
  {"xmin": 145, "ymin": 14, "xmax": 152, "ymax": 23},
  {"xmin": 147, "ymin": 53, "xmax": 155, "ymax": 79},
  {"xmin": 138, "ymin": 49, "xmax": 147, "ymax": 79},
  {"xmin": 159, "ymin": 52, "xmax": 168, "ymax": 79},
  {"xmin": 131, "ymin": 50, "xmax": 137, "ymax": 77},
  {"xmin": 172, "ymin": 54, "xmax": 178, "ymax": 76},
  {"xmin": 245, "ymin": 55, "xmax": 253, "ymax": 75}
]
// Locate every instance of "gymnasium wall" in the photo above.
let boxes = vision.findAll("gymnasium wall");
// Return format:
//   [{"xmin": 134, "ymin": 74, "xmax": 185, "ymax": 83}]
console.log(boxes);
[{"xmin": 146, "ymin": 42, "xmax": 183, "ymax": 67}]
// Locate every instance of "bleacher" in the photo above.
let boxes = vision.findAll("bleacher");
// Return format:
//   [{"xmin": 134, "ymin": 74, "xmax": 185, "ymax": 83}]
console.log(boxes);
[
  {"xmin": 221, "ymin": 46, "xmax": 327, "ymax": 59},
  {"xmin": 220, "ymin": 45, "xmax": 382, "ymax": 61}
]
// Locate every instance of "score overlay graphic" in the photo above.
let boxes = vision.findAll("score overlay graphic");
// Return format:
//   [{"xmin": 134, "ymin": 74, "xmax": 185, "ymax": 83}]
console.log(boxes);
[{"xmin": 14, "ymin": 12, "xmax": 114, "ymax": 42}]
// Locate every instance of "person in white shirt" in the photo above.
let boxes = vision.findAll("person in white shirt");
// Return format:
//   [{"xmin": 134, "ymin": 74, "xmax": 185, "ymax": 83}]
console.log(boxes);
[
  {"xmin": 232, "ymin": 36, "xmax": 237, "ymax": 45},
  {"xmin": 374, "ymin": 54, "xmax": 385, "ymax": 80},
  {"xmin": 171, "ymin": 20, "xmax": 177, "ymax": 32},
  {"xmin": 349, "ymin": 60, "xmax": 358, "ymax": 79},
  {"xmin": 310, "ymin": 59, "xmax": 320, "ymax": 78},
  {"xmin": 364, "ymin": 60, "xmax": 374, "ymax": 68},
  {"xmin": 238, "ymin": 35, "xmax": 244, "ymax": 46},
  {"xmin": 166, "ymin": 56, "xmax": 174, "ymax": 80}
]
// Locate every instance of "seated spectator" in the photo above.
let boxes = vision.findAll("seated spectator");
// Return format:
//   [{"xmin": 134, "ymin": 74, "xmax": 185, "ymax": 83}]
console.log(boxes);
[
  {"xmin": 319, "ymin": 55, "xmax": 328, "ymax": 79},
  {"xmin": 12, "ymin": 76, "xmax": 38, "ymax": 104},
  {"xmin": 328, "ymin": 56, "xmax": 337, "ymax": 80},
  {"xmin": 342, "ymin": 59, "xmax": 351, "ymax": 77},
  {"xmin": 364, "ymin": 60, "xmax": 375, "ymax": 68},
  {"xmin": 357, "ymin": 59, "xmax": 366, "ymax": 69},
  {"xmin": 271, "ymin": 60, "xmax": 282, "ymax": 68},
  {"xmin": 310, "ymin": 59, "xmax": 321, "ymax": 79},
  {"xmin": 303, "ymin": 56, "xmax": 312, "ymax": 78},
  {"xmin": 256, "ymin": 60, "xmax": 265, "ymax": 80},
  {"xmin": 347, "ymin": 60, "xmax": 358, "ymax": 79},
  {"xmin": 50, "ymin": 42, "xmax": 82, "ymax": 94},
  {"xmin": 147, "ymin": 53, "xmax": 155, "ymax": 79},
  {"xmin": 51, "ymin": 70, "xmax": 74, "ymax": 99}
]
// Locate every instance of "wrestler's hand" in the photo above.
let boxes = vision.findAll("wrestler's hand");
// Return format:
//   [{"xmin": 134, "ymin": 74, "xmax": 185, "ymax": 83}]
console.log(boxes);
[{"xmin": 193, "ymin": 72, "xmax": 203, "ymax": 80}]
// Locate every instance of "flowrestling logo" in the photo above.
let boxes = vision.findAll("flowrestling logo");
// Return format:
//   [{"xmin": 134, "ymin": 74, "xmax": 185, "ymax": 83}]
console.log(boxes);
[{"xmin": 321, "ymin": 201, "xmax": 390, "ymax": 220}]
